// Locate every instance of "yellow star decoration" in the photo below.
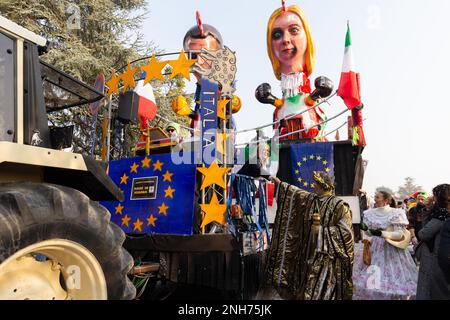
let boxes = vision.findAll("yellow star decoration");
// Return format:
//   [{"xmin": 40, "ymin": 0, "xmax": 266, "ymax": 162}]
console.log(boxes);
[
  {"xmin": 121, "ymin": 215, "xmax": 131, "ymax": 227},
  {"xmin": 325, "ymin": 167, "xmax": 331, "ymax": 173},
  {"xmin": 153, "ymin": 160, "xmax": 164, "ymax": 171},
  {"xmin": 303, "ymin": 157, "xmax": 308, "ymax": 162},
  {"xmin": 164, "ymin": 186, "xmax": 176, "ymax": 199},
  {"xmin": 217, "ymin": 99, "xmax": 230, "ymax": 120},
  {"xmin": 297, "ymin": 161, "xmax": 302, "ymax": 167},
  {"xmin": 322, "ymin": 160, "xmax": 328, "ymax": 165},
  {"xmin": 162, "ymin": 170, "xmax": 173, "ymax": 182},
  {"xmin": 115, "ymin": 203, "xmax": 124, "ymax": 215},
  {"xmin": 133, "ymin": 218, "xmax": 143, "ymax": 232},
  {"xmin": 303, "ymin": 182, "xmax": 309, "ymax": 187},
  {"xmin": 120, "ymin": 173, "xmax": 129, "ymax": 184},
  {"xmin": 310, "ymin": 155, "xmax": 315, "ymax": 160},
  {"xmin": 317, "ymin": 156, "xmax": 322, "ymax": 161},
  {"xmin": 140, "ymin": 53, "xmax": 166, "ymax": 84},
  {"xmin": 106, "ymin": 70, "xmax": 120, "ymax": 96},
  {"xmin": 216, "ymin": 132, "xmax": 230, "ymax": 155},
  {"xmin": 130, "ymin": 162, "xmax": 139, "ymax": 173},
  {"xmin": 297, "ymin": 177, "xmax": 302, "ymax": 183},
  {"xmin": 120, "ymin": 63, "xmax": 138, "ymax": 93},
  {"xmin": 158, "ymin": 202, "xmax": 169, "ymax": 216},
  {"xmin": 168, "ymin": 50, "xmax": 196, "ymax": 80},
  {"xmin": 311, "ymin": 183, "xmax": 315, "ymax": 188},
  {"xmin": 200, "ymin": 192, "xmax": 227, "ymax": 228},
  {"xmin": 141, "ymin": 157, "xmax": 151, "ymax": 168},
  {"xmin": 197, "ymin": 160, "xmax": 230, "ymax": 190},
  {"xmin": 295, "ymin": 169, "xmax": 299, "ymax": 174},
  {"xmin": 147, "ymin": 214, "xmax": 157, "ymax": 227}
]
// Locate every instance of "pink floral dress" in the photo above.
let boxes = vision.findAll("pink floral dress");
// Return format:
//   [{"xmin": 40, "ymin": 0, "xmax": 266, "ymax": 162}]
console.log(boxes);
[{"xmin": 352, "ymin": 206, "xmax": 418, "ymax": 300}]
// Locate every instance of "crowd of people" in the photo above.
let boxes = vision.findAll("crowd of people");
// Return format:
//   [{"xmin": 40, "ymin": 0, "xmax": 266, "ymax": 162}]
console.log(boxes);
[
  {"xmin": 263, "ymin": 175, "xmax": 450, "ymax": 300},
  {"xmin": 356, "ymin": 186, "xmax": 450, "ymax": 300},
  {"xmin": 353, "ymin": 187, "xmax": 450, "ymax": 300}
]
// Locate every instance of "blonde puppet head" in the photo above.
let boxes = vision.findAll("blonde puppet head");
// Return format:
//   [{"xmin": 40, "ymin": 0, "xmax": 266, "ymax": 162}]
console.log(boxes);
[{"xmin": 266, "ymin": 3, "xmax": 315, "ymax": 80}]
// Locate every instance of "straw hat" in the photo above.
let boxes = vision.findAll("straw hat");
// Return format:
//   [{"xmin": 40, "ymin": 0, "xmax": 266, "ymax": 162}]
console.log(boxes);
[{"xmin": 385, "ymin": 229, "xmax": 411, "ymax": 250}]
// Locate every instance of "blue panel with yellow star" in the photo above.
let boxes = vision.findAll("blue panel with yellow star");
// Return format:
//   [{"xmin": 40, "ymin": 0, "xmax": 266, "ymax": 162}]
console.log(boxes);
[
  {"xmin": 100, "ymin": 152, "xmax": 197, "ymax": 235},
  {"xmin": 290, "ymin": 142, "xmax": 334, "ymax": 192}
]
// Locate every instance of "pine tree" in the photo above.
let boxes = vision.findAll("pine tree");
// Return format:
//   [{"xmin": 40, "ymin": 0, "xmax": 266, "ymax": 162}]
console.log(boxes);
[
  {"xmin": 0, "ymin": 0, "xmax": 190, "ymax": 157},
  {"xmin": 397, "ymin": 177, "xmax": 424, "ymax": 200}
]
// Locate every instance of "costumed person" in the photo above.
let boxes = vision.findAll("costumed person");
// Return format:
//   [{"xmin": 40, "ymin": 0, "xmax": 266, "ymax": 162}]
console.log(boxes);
[
  {"xmin": 165, "ymin": 122, "xmax": 181, "ymax": 144},
  {"xmin": 171, "ymin": 11, "xmax": 241, "ymax": 137},
  {"xmin": 262, "ymin": 171, "xmax": 354, "ymax": 300},
  {"xmin": 255, "ymin": 1, "xmax": 333, "ymax": 142},
  {"xmin": 416, "ymin": 184, "xmax": 450, "ymax": 300},
  {"xmin": 353, "ymin": 191, "xmax": 418, "ymax": 300}
]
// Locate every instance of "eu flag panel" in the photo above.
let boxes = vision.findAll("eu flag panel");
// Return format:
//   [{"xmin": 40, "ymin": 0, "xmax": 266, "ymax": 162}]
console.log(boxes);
[
  {"xmin": 101, "ymin": 152, "xmax": 197, "ymax": 235},
  {"xmin": 290, "ymin": 142, "xmax": 334, "ymax": 192}
]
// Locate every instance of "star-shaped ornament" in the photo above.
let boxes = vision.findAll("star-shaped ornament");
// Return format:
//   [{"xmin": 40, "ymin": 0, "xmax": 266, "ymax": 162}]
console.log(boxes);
[
  {"xmin": 122, "ymin": 215, "xmax": 131, "ymax": 227},
  {"xmin": 130, "ymin": 162, "xmax": 139, "ymax": 173},
  {"xmin": 140, "ymin": 53, "xmax": 166, "ymax": 83},
  {"xmin": 158, "ymin": 202, "xmax": 169, "ymax": 216},
  {"xmin": 216, "ymin": 132, "xmax": 230, "ymax": 155},
  {"xmin": 120, "ymin": 173, "xmax": 129, "ymax": 184},
  {"xmin": 115, "ymin": 203, "xmax": 124, "ymax": 215},
  {"xmin": 147, "ymin": 214, "xmax": 157, "ymax": 227},
  {"xmin": 168, "ymin": 50, "xmax": 196, "ymax": 80},
  {"xmin": 164, "ymin": 186, "xmax": 175, "ymax": 199},
  {"xmin": 217, "ymin": 99, "xmax": 230, "ymax": 120},
  {"xmin": 197, "ymin": 160, "xmax": 230, "ymax": 190},
  {"xmin": 162, "ymin": 170, "xmax": 173, "ymax": 182},
  {"xmin": 200, "ymin": 192, "xmax": 227, "ymax": 229},
  {"xmin": 106, "ymin": 70, "xmax": 120, "ymax": 96},
  {"xmin": 121, "ymin": 63, "xmax": 138, "ymax": 93},
  {"xmin": 153, "ymin": 160, "xmax": 164, "ymax": 171},
  {"xmin": 141, "ymin": 157, "xmax": 151, "ymax": 168},
  {"xmin": 133, "ymin": 218, "xmax": 143, "ymax": 232}
]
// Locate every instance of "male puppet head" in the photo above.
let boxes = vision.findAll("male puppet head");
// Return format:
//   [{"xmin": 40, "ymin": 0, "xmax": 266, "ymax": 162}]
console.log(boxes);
[
  {"xmin": 266, "ymin": 3, "xmax": 315, "ymax": 80},
  {"xmin": 183, "ymin": 12, "xmax": 223, "ymax": 82}
]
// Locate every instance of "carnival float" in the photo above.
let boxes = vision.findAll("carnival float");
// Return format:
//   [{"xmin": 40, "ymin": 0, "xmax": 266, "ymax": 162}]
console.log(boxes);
[{"xmin": 98, "ymin": 1, "xmax": 367, "ymax": 299}]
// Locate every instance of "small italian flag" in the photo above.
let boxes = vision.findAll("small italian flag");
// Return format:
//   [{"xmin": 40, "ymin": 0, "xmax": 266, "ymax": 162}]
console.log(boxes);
[{"xmin": 337, "ymin": 22, "xmax": 362, "ymax": 110}]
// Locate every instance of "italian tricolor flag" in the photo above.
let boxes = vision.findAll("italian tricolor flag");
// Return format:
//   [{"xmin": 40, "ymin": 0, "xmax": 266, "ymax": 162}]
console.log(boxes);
[{"xmin": 337, "ymin": 23, "xmax": 362, "ymax": 110}]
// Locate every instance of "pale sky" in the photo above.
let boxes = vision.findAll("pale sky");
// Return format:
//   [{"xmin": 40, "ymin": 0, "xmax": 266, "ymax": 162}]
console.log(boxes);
[{"xmin": 141, "ymin": 0, "xmax": 450, "ymax": 196}]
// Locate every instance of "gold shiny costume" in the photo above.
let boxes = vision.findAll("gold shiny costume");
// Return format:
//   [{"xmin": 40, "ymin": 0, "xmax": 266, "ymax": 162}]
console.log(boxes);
[{"xmin": 264, "ymin": 180, "xmax": 354, "ymax": 300}]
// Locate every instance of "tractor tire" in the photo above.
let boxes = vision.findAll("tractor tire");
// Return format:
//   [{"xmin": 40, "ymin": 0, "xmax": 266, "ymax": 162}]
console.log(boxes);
[{"xmin": 0, "ymin": 182, "xmax": 136, "ymax": 300}]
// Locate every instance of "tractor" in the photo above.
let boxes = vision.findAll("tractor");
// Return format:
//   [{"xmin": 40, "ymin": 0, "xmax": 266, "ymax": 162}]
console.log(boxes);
[{"xmin": 0, "ymin": 15, "xmax": 135, "ymax": 300}]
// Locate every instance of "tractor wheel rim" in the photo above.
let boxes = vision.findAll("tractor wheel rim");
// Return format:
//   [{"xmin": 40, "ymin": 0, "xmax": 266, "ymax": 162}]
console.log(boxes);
[{"xmin": 0, "ymin": 239, "xmax": 107, "ymax": 300}]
